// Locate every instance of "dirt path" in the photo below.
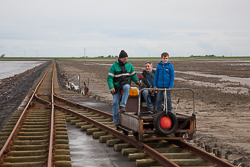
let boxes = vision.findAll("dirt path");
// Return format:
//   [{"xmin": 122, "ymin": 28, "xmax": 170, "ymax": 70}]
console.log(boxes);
[{"xmin": 56, "ymin": 59, "xmax": 250, "ymax": 166}]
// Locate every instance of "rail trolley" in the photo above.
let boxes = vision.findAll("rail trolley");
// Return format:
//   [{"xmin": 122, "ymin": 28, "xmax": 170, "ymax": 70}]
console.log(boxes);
[{"xmin": 118, "ymin": 87, "xmax": 196, "ymax": 141}]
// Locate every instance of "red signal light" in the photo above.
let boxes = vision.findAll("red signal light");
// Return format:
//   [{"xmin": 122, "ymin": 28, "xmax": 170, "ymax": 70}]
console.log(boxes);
[{"xmin": 159, "ymin": 116, "xmax": 172, "ymax": 129}]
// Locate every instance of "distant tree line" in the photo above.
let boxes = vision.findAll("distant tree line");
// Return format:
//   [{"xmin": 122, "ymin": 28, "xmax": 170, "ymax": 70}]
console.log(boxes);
[{"xmin": 97, "ymin": 55, "xmax": 118, "ymax": 58}]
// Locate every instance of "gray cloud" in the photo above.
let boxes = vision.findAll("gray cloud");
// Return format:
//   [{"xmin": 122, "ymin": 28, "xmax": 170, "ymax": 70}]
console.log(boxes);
[{"xmin": 0, "ymin": 0, "xmax": 250, "ymax": 57}]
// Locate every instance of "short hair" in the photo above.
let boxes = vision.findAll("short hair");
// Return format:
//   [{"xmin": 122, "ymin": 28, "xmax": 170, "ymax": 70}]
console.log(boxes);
[
  {"xmin": 161, "ymin": 52, "xmax": 169, "ymax": 58},
  {"xmin": 145, "ymin": 61, "xmax": 153, "ymax": 66}
]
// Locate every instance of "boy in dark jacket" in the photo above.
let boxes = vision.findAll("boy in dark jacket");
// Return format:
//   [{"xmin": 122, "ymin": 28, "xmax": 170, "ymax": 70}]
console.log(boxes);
[
  {"xmin": 141, "ymin": 61, "xmax": 157, "ymax": 112},
  {"xmin": 153, "ymin": 52, "xmax": 175, "ymax": 112}
]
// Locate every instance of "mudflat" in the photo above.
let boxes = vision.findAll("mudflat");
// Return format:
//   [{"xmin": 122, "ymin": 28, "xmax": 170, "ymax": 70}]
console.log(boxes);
[{"xmin": 56, "ymin": 58, "xmax": 250, "ymax": 166}]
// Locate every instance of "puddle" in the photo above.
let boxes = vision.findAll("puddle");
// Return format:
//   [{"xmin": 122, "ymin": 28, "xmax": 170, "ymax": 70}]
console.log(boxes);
[
  {"xmin": 175, "ymin": 71, "xmax": 250, "ymax": 87},
  {"xmin": 83, "ymin": 62, "xmax": 114, "ymax": 66},
  {"xmin": 78, "ymin": 101, "xmax": 104, "ymax": 107},
  {"xmin": 229, "ymin": 63, "xmax": 250, "ymax": 66},
  {"xmin": 94, "ymin": 63, "xmax": 114, "ymax": 66},
  {"xmin": 175, "ymin": 77, "xmax": 248, "ymax": 94},
  {"xmin": 195, "ymin": 60, "xmax": 250, "ymax": 63}
]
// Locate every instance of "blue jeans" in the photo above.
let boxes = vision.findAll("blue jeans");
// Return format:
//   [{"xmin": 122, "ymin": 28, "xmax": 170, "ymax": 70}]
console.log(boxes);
[
  {"xmin": 155, "ymin": 90, "xmax": 172, "ymax": 112},
  {"xmin": 142, "ymin": 90, "xmax": 156, "ymax": 109},
  {"xmin": 112, "ymin": 84, "xmax": 130, "ymax": 122}
]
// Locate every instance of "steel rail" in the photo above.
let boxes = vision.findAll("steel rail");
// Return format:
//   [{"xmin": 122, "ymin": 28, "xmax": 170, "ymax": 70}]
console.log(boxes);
[
  {"xmin": 172, "ymin": 140, "xmax": 235, "ymax": 167},
  {"xmin": 54, "ymin": 102, "xmax": 179, "ymax": 167},
  {"xmin": 54, "ymin": 92, "xmax": 234, "ymax": 167},
  {"xmin": 53, "ymin": 94, "xmax": 113, "ymax": 119},
  {"xmin": 34, "ymin": 94, "xmax": 51, "ymax": 105},
  {"xmin": 0, "ymin": 62, "xmax": 53, "ymax": 164},
  {"xmin": 47, "ymin": 63, "xmax": 56, "ymax": 167}
]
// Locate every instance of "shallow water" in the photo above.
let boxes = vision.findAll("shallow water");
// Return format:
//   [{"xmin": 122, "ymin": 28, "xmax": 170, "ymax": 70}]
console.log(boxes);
[
  {"xmin": 195, "ymin": 60, "xmax": 250, "ymax": 63},
  {"xmin": 0, "ymin": 61, "xmax": 45, "ymax": 80},
  {"xmin": 175, "ymin": 71, "xmax": 250, "ymax": 87},
  {"xmin": 175, "ymin": 77, "xmax": 249, "ymax": 94}
]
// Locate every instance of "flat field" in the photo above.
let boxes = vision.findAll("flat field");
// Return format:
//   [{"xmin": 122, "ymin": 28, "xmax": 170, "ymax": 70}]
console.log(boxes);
[{"xmin": 56, "ymin": 58, "xmax": 250, "ymax": 165}]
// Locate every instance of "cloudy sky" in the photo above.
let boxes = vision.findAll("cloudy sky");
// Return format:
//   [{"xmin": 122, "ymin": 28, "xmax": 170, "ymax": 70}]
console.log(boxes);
[{"xmin": 1, "ymin": 0, "xmax": 250, "ymax": 57}]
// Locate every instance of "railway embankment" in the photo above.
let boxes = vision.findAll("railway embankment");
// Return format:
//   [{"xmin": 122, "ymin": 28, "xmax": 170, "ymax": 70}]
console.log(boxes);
[{"xmin": 0, "ymin": 61, "xmax": 51, "ymax": 131}]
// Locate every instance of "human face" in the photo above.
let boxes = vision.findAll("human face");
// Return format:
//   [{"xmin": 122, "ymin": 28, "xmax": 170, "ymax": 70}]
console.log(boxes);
[
  {"xmin": 145, "ymin": 63, "xmax": 153, "ymax": 73},
  {"xmin": 161, "ymin": 56, "xmax": 169, "ymax": 64},
  {"xmin": 119, "ymin": 57, "xmax": 127, "ymax": 64}
]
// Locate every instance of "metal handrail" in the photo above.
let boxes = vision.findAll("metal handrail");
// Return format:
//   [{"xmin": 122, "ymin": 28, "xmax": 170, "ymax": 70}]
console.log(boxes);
[{"xmin": 138, "ymin": 88, "xmax": 195, "ymax": 117}]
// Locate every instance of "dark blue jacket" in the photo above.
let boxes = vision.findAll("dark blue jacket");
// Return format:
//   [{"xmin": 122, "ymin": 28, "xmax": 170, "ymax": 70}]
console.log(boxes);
[{"xmin": 153, "ymin": 61, "xmax": 175, "ymax": 88}]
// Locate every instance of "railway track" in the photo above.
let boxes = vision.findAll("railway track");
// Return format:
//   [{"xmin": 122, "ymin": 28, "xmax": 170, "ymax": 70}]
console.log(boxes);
[{"xmin": 0, "ymin": 61, "xmax": 235, "ymax": 167}]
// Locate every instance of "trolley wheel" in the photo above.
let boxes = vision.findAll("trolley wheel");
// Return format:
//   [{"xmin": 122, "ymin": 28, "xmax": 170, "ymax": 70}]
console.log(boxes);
[{"xmin": 154, "ymin": 111, "xmax": 177, "ymax": 135}]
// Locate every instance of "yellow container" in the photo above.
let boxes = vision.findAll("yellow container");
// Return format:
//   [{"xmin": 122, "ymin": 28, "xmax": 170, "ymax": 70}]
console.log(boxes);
[
  {"xmin": 129, "ymin": 87, "xmax": 139, "ymax": 97},
  {"xmin": 121, "ymin": 87, "xmax": 139, "ymax": 97}
]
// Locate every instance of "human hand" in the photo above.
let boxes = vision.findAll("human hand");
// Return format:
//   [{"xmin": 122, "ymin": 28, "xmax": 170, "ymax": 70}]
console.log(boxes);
[
  {"xmin": 136, "ymin": 81, "xmax": 142, "ymax": 87},
  {"xmin": 154, "ymin": 87, "xmax": 157, "ymax": 93},
  {"xmin": 149, "ymin": 86, "xmax": 152, "ymax": 93},
  {"xmin": 110, "ymin": 88, "xmax": 115, "ymax": 95}
]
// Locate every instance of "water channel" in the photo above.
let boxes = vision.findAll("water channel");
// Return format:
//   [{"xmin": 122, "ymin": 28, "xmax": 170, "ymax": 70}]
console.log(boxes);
[{"xmin": 0, "ymin": 61, "xmax": 45, "ymax": 80}]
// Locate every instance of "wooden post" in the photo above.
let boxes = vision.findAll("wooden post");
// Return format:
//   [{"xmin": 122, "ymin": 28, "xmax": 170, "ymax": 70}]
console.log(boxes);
[{"xmin": 79, "ymin": 74, "xmax": 81, "ymax": 93}]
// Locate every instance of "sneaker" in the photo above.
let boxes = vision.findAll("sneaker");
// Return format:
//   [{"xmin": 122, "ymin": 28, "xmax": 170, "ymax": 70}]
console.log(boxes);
[
  {"xmin": 120, "ymin": 107, "xmax": 126, "ymax": 113},
  {"xmin": 114, "ymin": 122, "xmax": 119, "ymax": 126}
]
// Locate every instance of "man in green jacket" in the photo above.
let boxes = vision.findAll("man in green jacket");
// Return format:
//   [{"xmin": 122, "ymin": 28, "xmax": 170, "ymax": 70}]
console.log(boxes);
[{"xmin": 107, "ymin": 50, "xmax": 140, "ymax": 126}]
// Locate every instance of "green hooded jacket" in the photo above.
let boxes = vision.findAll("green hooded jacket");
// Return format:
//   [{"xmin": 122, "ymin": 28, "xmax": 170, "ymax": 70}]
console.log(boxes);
[{"xmin": 107, "ymin": 60, "xmax": 139, "ymax": 92}]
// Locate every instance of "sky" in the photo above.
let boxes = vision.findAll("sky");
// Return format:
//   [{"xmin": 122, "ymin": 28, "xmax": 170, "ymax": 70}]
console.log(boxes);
[{"xmin": 0, "ymin": 0, "xmax": 250, "ymax": 58}]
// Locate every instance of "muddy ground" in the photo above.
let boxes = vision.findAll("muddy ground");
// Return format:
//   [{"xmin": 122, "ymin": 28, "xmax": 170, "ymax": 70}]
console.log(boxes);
[{"xmin": 56, "ymin": 59, "xmax": 250, "ymax": 166}]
